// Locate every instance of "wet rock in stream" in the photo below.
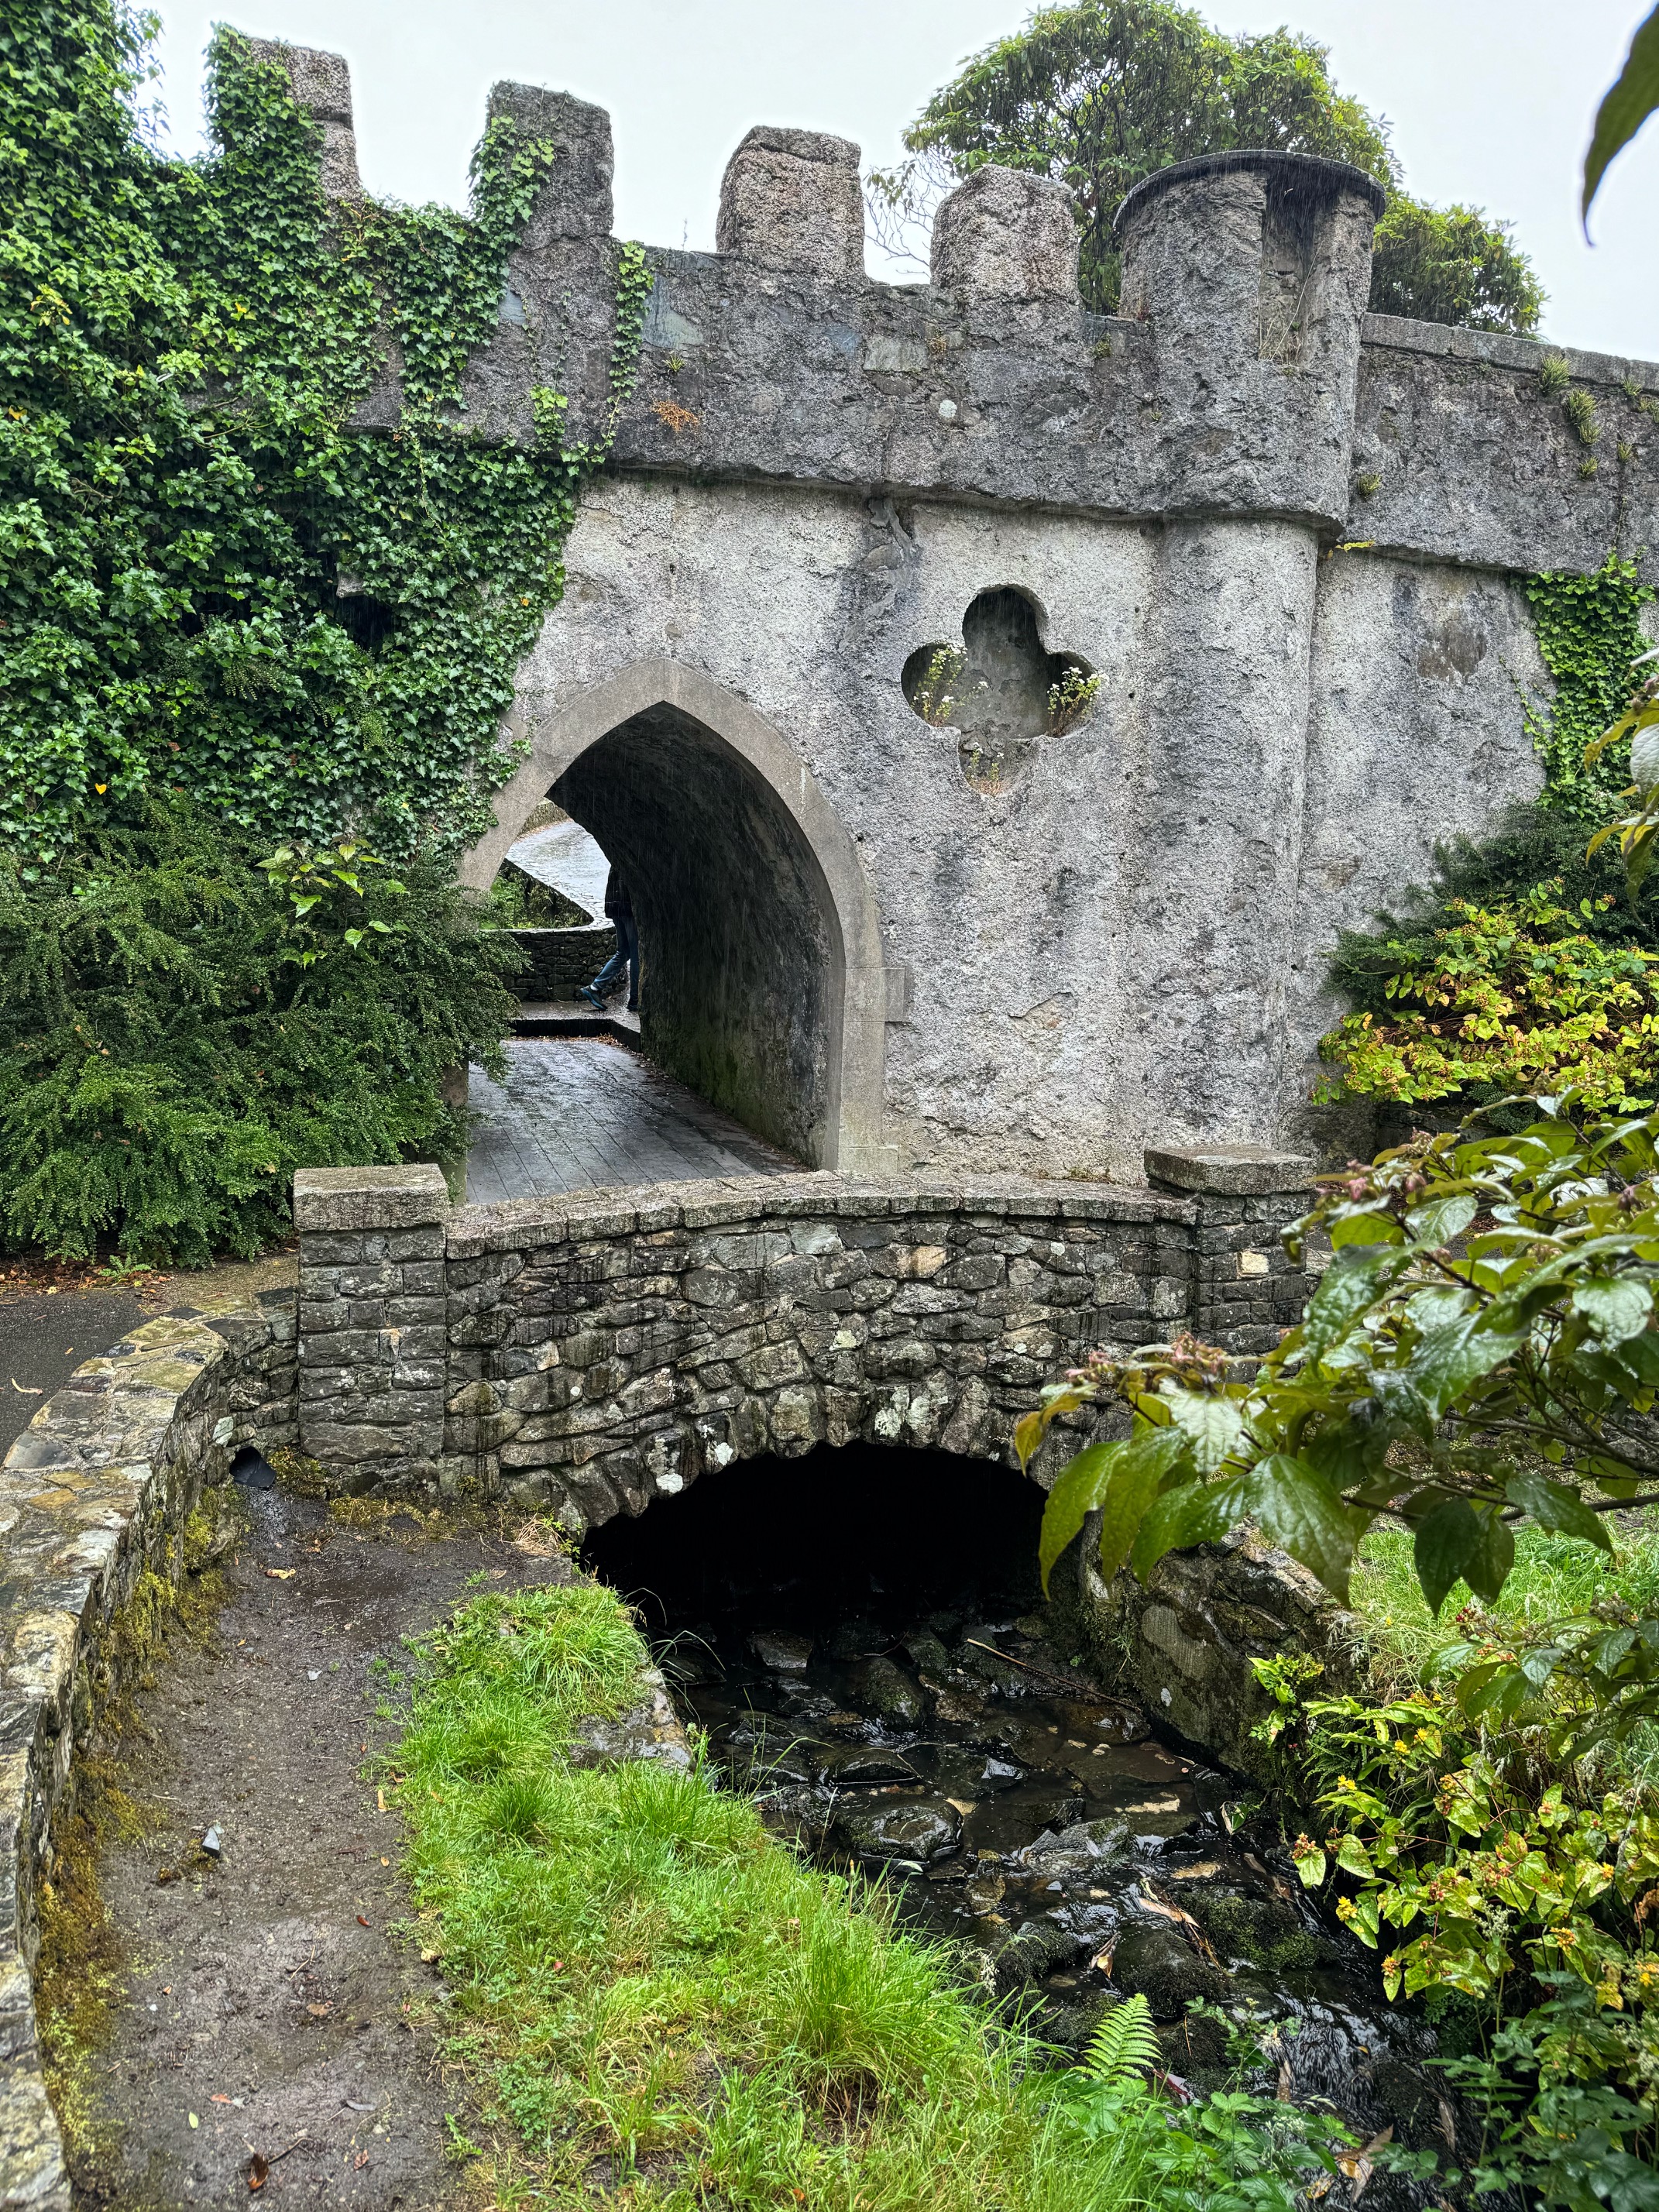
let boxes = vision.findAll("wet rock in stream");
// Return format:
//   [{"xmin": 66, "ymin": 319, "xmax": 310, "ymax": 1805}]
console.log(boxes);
[{"xmin": 663, "ymin": 1604, "xmax": 1447, "ymax": 2190}]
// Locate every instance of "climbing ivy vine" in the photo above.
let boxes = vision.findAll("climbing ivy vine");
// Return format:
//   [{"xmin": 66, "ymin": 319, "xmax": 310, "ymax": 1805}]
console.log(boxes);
[
  {"xmin": 1524, "ymin": 552, "xmax": 1653, "ymax": 814},
  {"xmin": 1, "ymin": 0, "xmax": 650, "ymax": 860}
]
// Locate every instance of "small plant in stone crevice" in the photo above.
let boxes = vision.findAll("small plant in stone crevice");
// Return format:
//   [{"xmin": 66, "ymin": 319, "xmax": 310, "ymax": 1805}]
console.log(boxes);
[
  {"xmin": 1566, "ymin": 388, "xmax": 1604, "ymax": 449},
  {"xmin": 1541, "ymin": 352, "xmax": 1575, "ymax": 395},
  {"xmin": 1046, "ymin": 665, "xmax": 1101, "ymax": 736},
  {"xmin": 907, "ymin": 644, "xmax": 971, "ymax": 727}
]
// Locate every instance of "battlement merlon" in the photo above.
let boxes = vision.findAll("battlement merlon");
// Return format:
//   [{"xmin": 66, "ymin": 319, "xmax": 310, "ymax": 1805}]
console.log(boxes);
[{"xmin": 247, "ymin": 46, "xmax": 1659, "ymax": 578}]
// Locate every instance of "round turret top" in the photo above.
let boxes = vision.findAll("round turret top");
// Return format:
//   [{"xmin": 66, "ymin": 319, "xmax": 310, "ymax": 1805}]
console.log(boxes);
[{"xmin": 1114, "ymin": 149, "xmax": 1388, "ymax": 234}]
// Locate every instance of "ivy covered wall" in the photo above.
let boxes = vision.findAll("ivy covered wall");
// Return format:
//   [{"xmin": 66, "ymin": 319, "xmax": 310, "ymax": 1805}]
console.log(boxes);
[{"xmin": 1, "ymin": 0, "xmax": 647, "ymax": 860}]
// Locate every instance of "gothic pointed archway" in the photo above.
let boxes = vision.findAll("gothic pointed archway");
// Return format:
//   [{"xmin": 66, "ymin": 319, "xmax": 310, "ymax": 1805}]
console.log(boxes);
[{"xmin": 460, "ymin": 660, "xmax": 891, "ymax": 1173}]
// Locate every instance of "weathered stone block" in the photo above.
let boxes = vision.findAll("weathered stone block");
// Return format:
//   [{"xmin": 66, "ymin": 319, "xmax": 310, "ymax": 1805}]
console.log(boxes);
[
  {"xmin": 716, "ymin": 125, "xmax": 863, "ymax": 282},
  {"xmin": 932, "ymin": 164, "xmax": 1079, "ymax": 301}
]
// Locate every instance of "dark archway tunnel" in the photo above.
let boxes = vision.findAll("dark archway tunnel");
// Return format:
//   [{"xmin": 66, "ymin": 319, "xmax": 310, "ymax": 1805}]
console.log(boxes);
[{"xmin": 552, "ymin": 702, "xmax": 843, "ymax": 1166}]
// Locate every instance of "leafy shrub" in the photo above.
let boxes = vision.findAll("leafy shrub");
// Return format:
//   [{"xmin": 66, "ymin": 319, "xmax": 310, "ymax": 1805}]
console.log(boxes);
[
  {"xmin": 0, "ymin": 793, "xmax": 517, "ymax": 1261},
  {"xmin": 1315, "ymin": 880, "xmax": 1659, "ymax": 1109}
]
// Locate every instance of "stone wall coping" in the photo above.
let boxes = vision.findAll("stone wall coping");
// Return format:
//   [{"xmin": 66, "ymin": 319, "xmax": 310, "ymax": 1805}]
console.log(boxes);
[
  {"xmin": 0, "ymin": 1290, "xmax": 290, "ymax": 2211},
  {"xmin": 443, "ymin": 1172, "xmax": 1197, "ymax": 1258},
  {"xmin": 1360, "ymin": 310, "xmax": 1659, "ymax": 394},
  {"xmin": 292, "ymin": 1163, "xmax": 451, "ymax": 1232},
  {"xmin": 1143, "ymin": 1144, "xmax": 1316, "ymax": 1197}
]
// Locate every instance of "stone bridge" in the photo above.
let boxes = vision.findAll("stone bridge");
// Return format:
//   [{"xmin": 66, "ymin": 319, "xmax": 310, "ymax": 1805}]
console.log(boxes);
[{"xmin": 291, "ymin": 1149, "xmax": 1317, "ymax": 1516}]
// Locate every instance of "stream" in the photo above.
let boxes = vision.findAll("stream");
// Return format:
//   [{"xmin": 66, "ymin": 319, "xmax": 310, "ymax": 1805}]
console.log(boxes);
[{"xmin": 585, "ymin": 1444, "xmax": 1450, "ymax": 2172}]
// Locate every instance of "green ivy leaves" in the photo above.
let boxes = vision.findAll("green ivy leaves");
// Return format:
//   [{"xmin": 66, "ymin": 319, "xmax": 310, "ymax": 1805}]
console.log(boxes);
[{"xmin": 0, "ymin": 4, "xmax": 649, "ymax": 859}]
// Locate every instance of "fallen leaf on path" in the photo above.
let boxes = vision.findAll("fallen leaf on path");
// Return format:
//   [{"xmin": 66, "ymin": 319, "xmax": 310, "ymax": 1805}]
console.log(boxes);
[
  {"xmin": 355, "ymin": 2151, "xmax": 369, "ymax": 2169},
  {"xmin": 357, "ymin": 1914, "xmax": 369, "ymax": 1927},
  {"xmin": 247, "ymin": 2152, "xmax": 269, "ymax": 2191},
  {"xmin": 188, "ymin": 2113, "xmax": 198, "ymax": 2129},
  {"xmin": 211, "ymin": 2094, "xmax": 231, "ymax": 2104},
  {"xmin": 264, "ymin": 1568, "xmax": 295, "ymax": 1581},
  {"xmin": 376, "ymin": 1788, "xmax": 386, "ymax": 1812},
  {"xmin": 305, "ymin": 2001, "xmax": 331, "ymax": 2018}
]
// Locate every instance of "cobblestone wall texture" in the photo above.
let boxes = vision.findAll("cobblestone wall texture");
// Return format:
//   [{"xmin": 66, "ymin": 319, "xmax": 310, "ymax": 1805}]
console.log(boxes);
[{"xmin": 0, "ymin": 1289, "xmax": 294, "ymax": 2210}]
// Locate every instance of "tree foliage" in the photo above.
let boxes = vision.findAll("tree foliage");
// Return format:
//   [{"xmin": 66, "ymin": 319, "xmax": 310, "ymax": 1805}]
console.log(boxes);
[
  {"xmin": 1369, "ymin": 196, "xmax": 1544, "ymax": 335},
  {"xmin": 880, "ymin": 0, "xmax": 1540, "ymax": 333},
  {"xmin": 0, "ymin": 792, "xmax": 517, "ymax": 1262},
  {"xmin": 1316, "ymin": 882, "xmax": 1659, "ymax": 1112},
  {"xmin": 1025, "ymin": 1101, "xmax": 1659, "ymax": 1637}
]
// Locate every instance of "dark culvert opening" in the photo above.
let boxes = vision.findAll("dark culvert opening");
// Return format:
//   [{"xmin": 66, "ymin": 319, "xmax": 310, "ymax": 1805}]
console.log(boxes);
[
  {"xmin": 581, "ymin": 1441, "xmax": 1045, "ymax": 1639},
  {"xmin": 582, "ymin": 1439, "xmax": 1436, "ymax": 2122}
]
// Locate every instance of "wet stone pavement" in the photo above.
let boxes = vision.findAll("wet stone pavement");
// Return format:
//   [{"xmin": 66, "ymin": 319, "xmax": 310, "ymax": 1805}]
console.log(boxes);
[
  {"xmin": 60, "ymin": 1475, "xmax": 570, "ymax": 2210},
  {"xmin": 465, "ymin": 1036, "xmax": 794, "ymax": 1204}
]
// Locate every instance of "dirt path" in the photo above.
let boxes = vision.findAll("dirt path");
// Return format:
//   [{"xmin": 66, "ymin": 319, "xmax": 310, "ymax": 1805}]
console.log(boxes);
[{"xmin": 57, "ymin": 1475, "xmax": 570, "ymax": 2210}]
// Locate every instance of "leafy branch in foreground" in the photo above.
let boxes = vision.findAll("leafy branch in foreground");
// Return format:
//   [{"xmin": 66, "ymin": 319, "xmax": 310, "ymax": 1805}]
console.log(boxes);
[{"xmin": 1022, "ymin": 1098, "xmax": 1659, "ymax": 1736}]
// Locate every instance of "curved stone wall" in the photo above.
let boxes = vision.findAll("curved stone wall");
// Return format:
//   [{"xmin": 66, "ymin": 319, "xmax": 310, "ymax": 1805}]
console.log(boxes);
[{"xmin": 0, "ymin": 1290, "xmax": 294, "ymax": 2210}]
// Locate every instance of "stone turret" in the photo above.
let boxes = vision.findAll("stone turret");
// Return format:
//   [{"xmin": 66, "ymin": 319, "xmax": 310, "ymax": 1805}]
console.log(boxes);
[
  {"xmin": 930, "ymin": 165, "xmax": 1079, "ymax": 302},
  {"xmin": 243, "ymin": 40, "xmax": 361, "ymax": 199},
  {"xmin": 716, "ymin": 126, "xmax": 865, "ymax": 283}
]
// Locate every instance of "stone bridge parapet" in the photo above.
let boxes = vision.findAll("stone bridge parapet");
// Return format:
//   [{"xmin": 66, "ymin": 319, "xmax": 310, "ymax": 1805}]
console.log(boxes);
[{"xmin": 291, "ymin": 1153, "xmax": 1317, "ymax": 1514}]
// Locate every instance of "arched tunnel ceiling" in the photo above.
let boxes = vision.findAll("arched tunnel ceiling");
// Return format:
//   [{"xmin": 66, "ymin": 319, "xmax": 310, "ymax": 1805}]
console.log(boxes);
[{"xmin": 555, "ymin": 704, "xmax": 837, "ymax": 1165}]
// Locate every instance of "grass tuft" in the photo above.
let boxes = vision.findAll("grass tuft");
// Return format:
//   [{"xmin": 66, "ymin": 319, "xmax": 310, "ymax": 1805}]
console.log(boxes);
[{"xmin": 394, "ymin": 1578, "xmax": 1161, "ymax": 2207}]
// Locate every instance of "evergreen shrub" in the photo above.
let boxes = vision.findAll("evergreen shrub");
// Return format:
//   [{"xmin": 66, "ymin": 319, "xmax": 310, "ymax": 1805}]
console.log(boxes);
[{"xmin": 0, "ymin": 794, "xmax": 517, "ymax": 1261}]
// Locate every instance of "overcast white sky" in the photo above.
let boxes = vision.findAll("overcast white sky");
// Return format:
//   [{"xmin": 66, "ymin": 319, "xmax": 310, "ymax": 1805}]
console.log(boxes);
[{"xmin": 143, "ymin": 1, "xmax": 1659, "ymax": 362}]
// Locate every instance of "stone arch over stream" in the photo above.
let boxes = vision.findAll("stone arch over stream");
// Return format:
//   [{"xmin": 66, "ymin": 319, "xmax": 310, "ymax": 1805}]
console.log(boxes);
[{"xmin": 459, "ymin": 660, "xmax": 891, "ymax": 1174}]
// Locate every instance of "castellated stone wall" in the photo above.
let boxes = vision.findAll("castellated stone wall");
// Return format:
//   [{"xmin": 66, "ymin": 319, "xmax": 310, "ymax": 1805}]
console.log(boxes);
[
  {"xmin": 291, "ymin": 1156, "xmax": 1317, "ymax": 1515},
  {"xmin": 246, "ymin": 45, "xmax": 1659, "ymax": 1185}
]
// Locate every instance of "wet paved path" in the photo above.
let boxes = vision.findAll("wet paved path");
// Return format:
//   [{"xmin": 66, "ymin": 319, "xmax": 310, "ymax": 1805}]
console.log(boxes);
[{"xmin": 465, "ymin": 1036, "xmax": 795, "ymax": 1204}]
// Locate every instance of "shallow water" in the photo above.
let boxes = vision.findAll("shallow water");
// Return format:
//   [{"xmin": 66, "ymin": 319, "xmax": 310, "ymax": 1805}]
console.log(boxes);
[{"xmin": 584, "ymin": 1446, "xmax": 1450, "ymax": 2174}]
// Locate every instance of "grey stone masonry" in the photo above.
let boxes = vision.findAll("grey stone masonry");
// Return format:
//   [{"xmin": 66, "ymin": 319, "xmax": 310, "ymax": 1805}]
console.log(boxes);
[
  {"xmin": 1146, "ymin": 1145, "xmax": 1317, "ymax": 1357},
  {"xmin": 0, "ymin": 1289, "xmax": 295, "ymax": 2210},
  {"xmin": 294, "ymin": 1164, "xmax": 451, "ymax": 1491},
  {"xmin": 288, "ymin": 1161, "xmax": 1324, "ymax": 1507}
]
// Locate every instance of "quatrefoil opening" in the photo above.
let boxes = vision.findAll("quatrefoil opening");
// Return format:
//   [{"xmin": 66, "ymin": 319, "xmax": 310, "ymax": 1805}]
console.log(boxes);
[{"xmin": 902, "ymin": 587, "xmax": 1097, "ymax": 792}]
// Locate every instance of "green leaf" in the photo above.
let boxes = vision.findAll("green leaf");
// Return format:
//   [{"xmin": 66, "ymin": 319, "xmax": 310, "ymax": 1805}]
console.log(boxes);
[
  {"xmin": 1162, "ymin": 1389, "xmax": 1245, "ymax": 1475},
  {"xmin": 1303, "ymin": 1252, "xmax": 1388, "ymax": 1358},
  {"xmin": 1095, "ymin": 1429, "xmax": 1189, "ymax": 1586},
  {"xmin": 1414, "ymin": 1496, "xmax": 1482, "ymax": 1616},
  {"xmin": 1246, "ymin": 1454, "xmax": 1364, "ymax": 1605},
  {"xmin": 1037, "ymin": 1441, "xmax": 1115, "ymax": 1594},
  {"xmin": 1464, "ymin": 1505, "xmax": 1515, "ymax": 1606},
  {"xmin": 1406, "ymin": 1317, "xmax": 1522, "ymax": 1418},
  {"xmin": 1039, "ymin": 1430, "xmax": 1188, "ymax": 1592},
  {"xmin": 1334, "ymin": 1834, "xmax": 1375, "ymax": 1880},
  {"xmin": 1505, "ymin": 1467, "xmax": 1615, "ymax": 1554},
  {"xmin": 1406, "ymin": 1194, "xmax": 1477, "ymax": 1248},
  {"xmin": 1129, "ymin": 1472, "xmax": 1255, "ymax": 1583},
  {"xmin": 1571, "ymin": 1276, "xmax": 1654, "ymax": 1345},
  {"xmin": 1585, "ymin": 4, "xmax": 1659, "ymax": 224}
]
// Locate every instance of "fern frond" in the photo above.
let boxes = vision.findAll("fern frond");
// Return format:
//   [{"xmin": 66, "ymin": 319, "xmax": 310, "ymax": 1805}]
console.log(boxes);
[{"xmin": 1081, "ymin": 1994, "xmax": 1160, "ymax": 2085}]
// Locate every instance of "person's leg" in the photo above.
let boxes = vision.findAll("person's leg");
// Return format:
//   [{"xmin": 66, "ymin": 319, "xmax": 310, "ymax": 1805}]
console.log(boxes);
[
  {"xmin": 620, "ymin": 914, "xmax": 640, "ymax": 1011},
  {"xmin": 579, "ymin": 927, "xmax": 630, "ymax": 1008}
]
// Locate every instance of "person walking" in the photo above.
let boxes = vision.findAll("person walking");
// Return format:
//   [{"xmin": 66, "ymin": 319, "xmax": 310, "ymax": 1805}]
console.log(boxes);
[{"xmin": 578, "ymin": 868, "xmax": 639, "ymax": 1012}]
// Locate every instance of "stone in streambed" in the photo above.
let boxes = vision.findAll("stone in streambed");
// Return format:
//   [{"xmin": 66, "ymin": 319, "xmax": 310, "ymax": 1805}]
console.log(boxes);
[
  {"xmin": 847, "ymin": 1654, "xmax": 927, "ymax": 1727},
  {"xmin": 826, "ymin": 1617, "xmax": 887, "ymax": 1660},
  {"xmin": 834, "ymin": 1798, "xmax": 961, "ymax": 1863},
  {"xmin": 1110, "ymin": 1922, "xmax": 1231, "ymax": 2019},
  {"xmin": 818, "ymin": 1744, "xmax": 916, "ymax": 1784},
  {"xmin": 749, "ymin": 1630, "xmax": 813, "ymax": 1671}
]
